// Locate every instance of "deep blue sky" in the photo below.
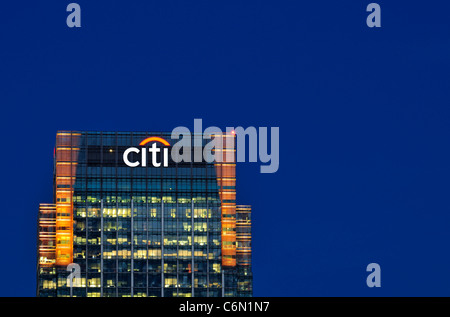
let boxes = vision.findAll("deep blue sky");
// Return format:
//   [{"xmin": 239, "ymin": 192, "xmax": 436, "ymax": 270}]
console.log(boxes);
[{"xmin": 1, "ymin": 1, "xmax": 450, "ymax": 296}]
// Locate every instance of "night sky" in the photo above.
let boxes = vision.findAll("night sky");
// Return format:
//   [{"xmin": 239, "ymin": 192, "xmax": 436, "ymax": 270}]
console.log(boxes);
[{"xmin": 1, "ymin": 1, "xmax": 450, "ymax": 296}]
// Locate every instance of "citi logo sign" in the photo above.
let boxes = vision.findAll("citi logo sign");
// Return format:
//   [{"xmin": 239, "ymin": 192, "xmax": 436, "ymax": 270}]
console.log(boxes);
[
  {"xmin": 123, "ymin": 137, "xmax": 170, "ymax": 168},
  {"xmin": 121, "ymin": 119, "xmax": 280, "ymax": 173}
]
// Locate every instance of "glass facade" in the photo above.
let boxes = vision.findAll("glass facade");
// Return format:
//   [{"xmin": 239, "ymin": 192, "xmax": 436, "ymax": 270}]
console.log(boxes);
[{"xmin": 37, "ymin": 131, "xmax": 252, "ymax": 297}]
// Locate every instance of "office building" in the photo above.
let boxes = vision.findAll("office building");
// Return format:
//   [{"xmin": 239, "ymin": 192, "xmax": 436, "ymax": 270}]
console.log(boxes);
[{"xmin": 37, "ymin": 131, "xmax": 252, "ymax": 297}]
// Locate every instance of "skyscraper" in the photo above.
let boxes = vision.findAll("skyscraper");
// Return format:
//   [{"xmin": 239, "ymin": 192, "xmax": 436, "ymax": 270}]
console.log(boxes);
[{"xmin": 37, "ymin": 131, "xmax": 252, "ymax": 297}]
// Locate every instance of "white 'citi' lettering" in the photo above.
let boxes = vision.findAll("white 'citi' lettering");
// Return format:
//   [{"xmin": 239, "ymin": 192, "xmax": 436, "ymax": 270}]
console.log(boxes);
[{"xmin": 123, "ymin": 143, "xmax": 169, "ymax": 168}]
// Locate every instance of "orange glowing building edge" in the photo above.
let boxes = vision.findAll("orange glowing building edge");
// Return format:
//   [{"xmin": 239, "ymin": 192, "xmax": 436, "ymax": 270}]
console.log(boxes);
[
  {"xmin": 139, "ymin": 136, "xmax": 170, "ymax": 146},
  {"xmin": 214, "ymin": 133, "xmax": 237, "ymax": 267},
  {"xmin": 55, "ymin": 132, "xmax": 80, "ymax": 266}
]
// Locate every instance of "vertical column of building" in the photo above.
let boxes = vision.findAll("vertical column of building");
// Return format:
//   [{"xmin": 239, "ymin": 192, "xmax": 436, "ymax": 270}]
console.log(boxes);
[
  {"xmin": 55, "ymin": 132, "xmax": 80, "ymax": 266},
  {"xmin": 236, "ymin": 205, "xmax": 252, "ymax": 297},
  {"xmin": 38, "ymin": 204, "xmax": 57, "ymax": 267},
  {"xmin": 236, "ymin": 205, "xmax": 251, "ymax": 266},
  {"xmin": 37, "ymin": 203, "xmax": 57, "ymax": 296},
  {"xmin": 215, "ymin": 133, "xmax": 237, "ymax": 268}
]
